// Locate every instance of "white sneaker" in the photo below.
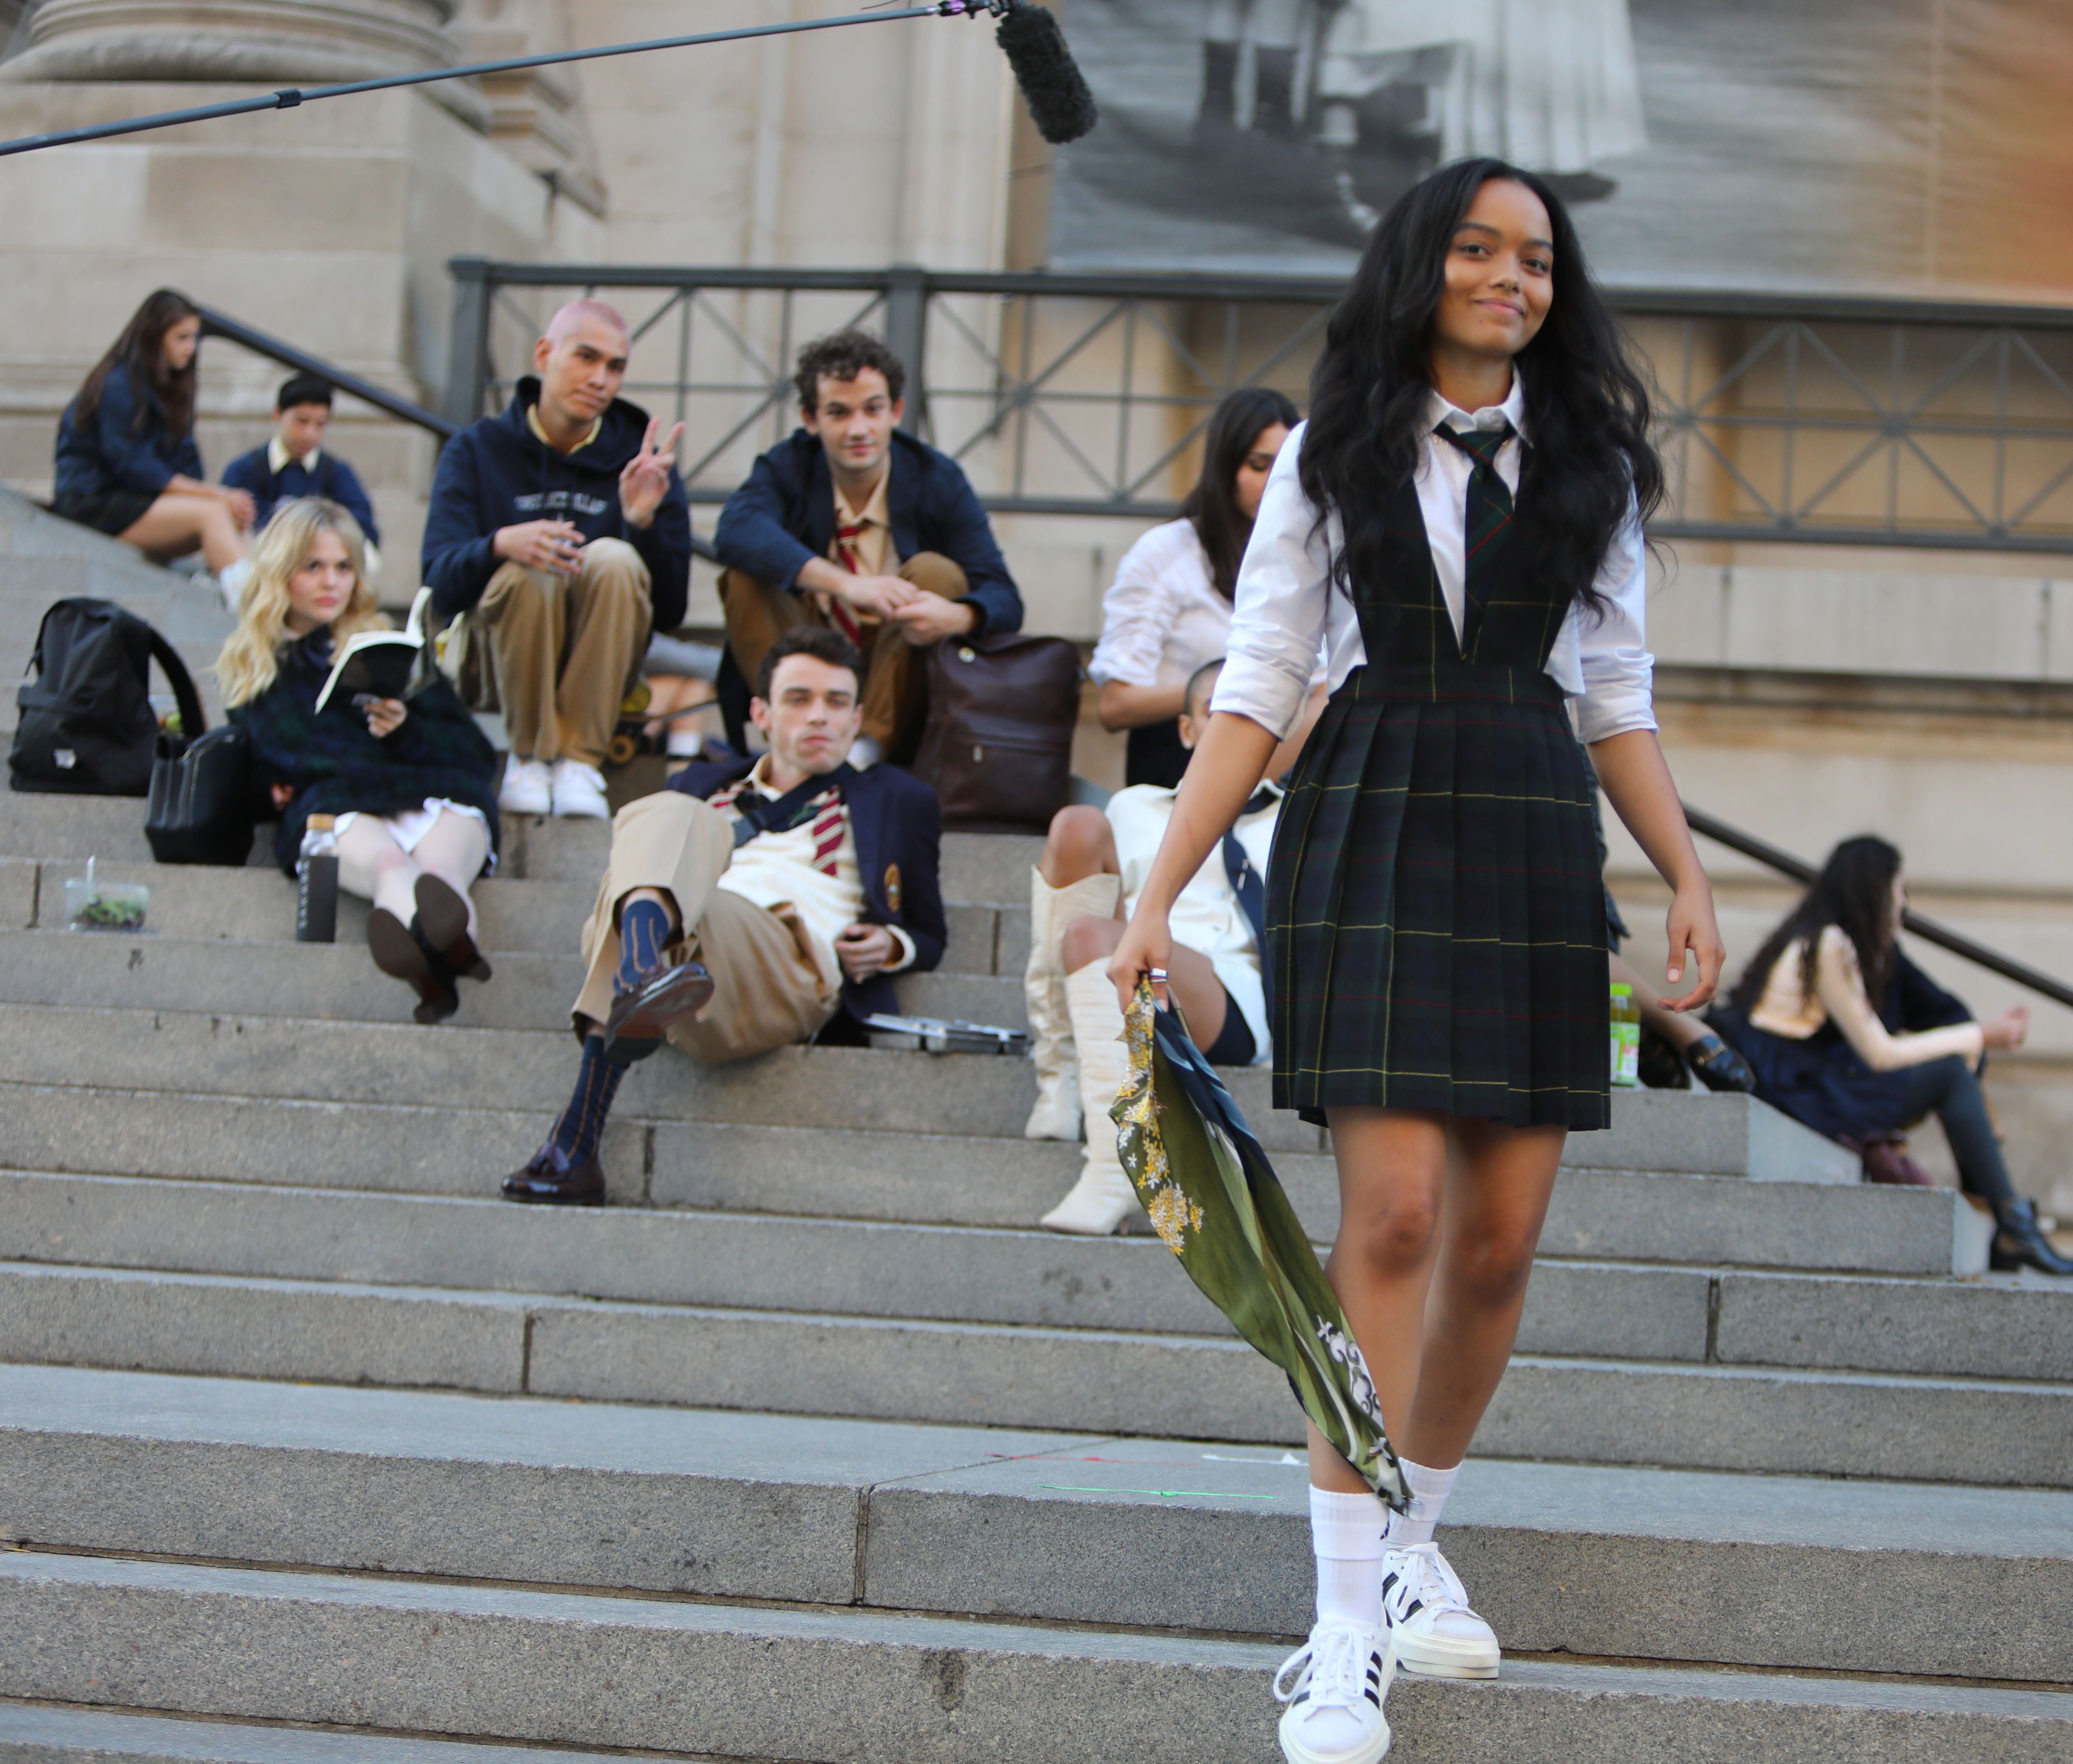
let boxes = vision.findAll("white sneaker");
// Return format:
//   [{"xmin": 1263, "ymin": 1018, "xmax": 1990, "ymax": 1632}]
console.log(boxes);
[
  {"xmin": 1273, "ymin": 1620, "xmax": 1394, "ymax": 1764},
  {"xmin": 551, "ymin": 759, "xmax": 611, "ymax": 818},
  {"xmin": 498, "ymin": 757, "xmax": 552, "ymax": 816},
  {"xmin": 1380, "ymin": 1541, "xmax": 1499, "ymax": 1679}
]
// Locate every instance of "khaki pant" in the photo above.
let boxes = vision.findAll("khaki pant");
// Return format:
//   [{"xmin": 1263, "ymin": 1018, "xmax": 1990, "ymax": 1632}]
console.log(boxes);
[
  {"xmin": 719, "ymin": 552, "xmax": 967, "ymax": 762},
  {"xmin": 469, "ymin": 537, "xmax": 652, "ymax": 767},
  {"xmin": 573, "ymin": 790, "xmax": 839, "ymax": 1063}
]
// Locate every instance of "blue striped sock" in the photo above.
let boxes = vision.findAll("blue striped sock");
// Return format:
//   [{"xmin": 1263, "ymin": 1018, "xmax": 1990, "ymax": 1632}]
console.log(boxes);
[
  {"xmin": 547, "ymin": 1034, "xmax": 630, "ymax": 1163},
  {"xmin": 617, "ymin": 898, "xmax": 673, "ymax": 992}
]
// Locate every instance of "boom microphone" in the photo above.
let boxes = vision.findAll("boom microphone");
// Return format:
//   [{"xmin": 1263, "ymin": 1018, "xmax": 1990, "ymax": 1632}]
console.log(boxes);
[
  {"xmin": 0, "ymin": 0, "xmax": 1098, "ymax": 160},
  {"xmin": 991, "ymin": 2, "xmax": 1100, "ymax": 146}
]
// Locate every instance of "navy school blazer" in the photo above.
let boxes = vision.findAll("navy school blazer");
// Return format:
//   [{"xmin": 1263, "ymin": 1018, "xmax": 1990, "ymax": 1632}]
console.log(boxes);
[
  {"xmin": 713, "ymin": 428, "xmax": 1023, "ymax": 638},
  {"xmin": 667, "ymin": 754, "xmax": 947, "ymax": 1019}
]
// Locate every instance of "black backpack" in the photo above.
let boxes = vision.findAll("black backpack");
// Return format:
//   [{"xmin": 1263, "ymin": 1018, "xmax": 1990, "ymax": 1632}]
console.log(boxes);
[{"xmin": 9, "ymin": 597, "xmax": 206, "ymax": 796}]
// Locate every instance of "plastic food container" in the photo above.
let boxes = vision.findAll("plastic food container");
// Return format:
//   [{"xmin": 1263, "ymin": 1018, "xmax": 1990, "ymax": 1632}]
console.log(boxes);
[{"xmin": 64, "ymin": 859, "xmax": 150, "ymax": 932}]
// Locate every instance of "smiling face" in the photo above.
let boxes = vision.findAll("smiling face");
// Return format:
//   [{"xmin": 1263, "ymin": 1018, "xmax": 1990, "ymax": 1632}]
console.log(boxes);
[
  {"xmin": 1431, "ymin": 178, "xmax": 1555, "ymax": 373},
  {"xmin": 750, "ymin": 652, "xmax": 863, "ymax": 779},
  {"xmin": 282, "ymin": 528, "xmax": 357, "ymax": 635},
  {"xmin": 805, "ymin": 369, "xmax": 902, "ymax": 485}
]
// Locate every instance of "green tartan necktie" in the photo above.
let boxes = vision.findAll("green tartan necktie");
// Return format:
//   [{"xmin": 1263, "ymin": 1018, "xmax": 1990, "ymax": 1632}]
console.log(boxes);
[{"xmin": 1436, "ymin": 422, "xmax": 1515, "ymax": 648}]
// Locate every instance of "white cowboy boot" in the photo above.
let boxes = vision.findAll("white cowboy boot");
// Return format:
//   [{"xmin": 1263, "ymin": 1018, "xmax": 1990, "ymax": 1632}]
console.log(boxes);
[
  {"xmin": 1022, "ymin": 869, "xmax": 1120, "ymax": 1140},
  {"xmin": 1040, "ymin": 958, "xmax": 1143, "ymax": 1235}
]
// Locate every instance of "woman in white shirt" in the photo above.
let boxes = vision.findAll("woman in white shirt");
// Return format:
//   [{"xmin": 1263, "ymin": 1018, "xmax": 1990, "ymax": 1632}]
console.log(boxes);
[
  {"xmin": 1090, "ymin": 386, "xmax": 1298, "ymax": 787},
  {"xmin": 1107, "ymin": 161, "xmax": 1726, "ymax": 1760},
  {"xmin": 1718, "ymin": 836, "xmax": 2064, "ymax": 1275}
]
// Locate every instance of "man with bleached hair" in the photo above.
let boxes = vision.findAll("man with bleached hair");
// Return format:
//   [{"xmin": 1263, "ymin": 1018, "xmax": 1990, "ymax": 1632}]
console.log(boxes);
[{"xmin": 422, "ymin": 299, "xmax": 692, "ymax": 819}]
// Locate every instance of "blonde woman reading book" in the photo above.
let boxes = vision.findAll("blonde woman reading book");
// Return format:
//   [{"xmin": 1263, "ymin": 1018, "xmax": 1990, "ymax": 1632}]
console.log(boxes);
[{"xmin": 219, "ymin": 498, "xmax": 501, "ymax": 1024}]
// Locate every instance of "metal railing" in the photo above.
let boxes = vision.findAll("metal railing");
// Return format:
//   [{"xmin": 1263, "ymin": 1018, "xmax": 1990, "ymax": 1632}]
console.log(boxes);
[
  {"xmin": 1684, "ymin": 804, "xmax": 2073, "ymax": 1012},
  {"xmin": 445, "ymin": 260, "xmax": 2073, "ymax": 553},
  {"xmin": 197, "ymin": 305, "xmax": 455, "ymax": 440}
]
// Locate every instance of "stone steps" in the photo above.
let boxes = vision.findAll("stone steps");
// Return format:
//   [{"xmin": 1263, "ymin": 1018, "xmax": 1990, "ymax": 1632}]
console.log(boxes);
[
  {"xmin": 4, "ymin": 1257, "xmax": 2064, "ymax": 1485},
  {"xmin": 7, "ymin": 857, "xmax": 1024, "ymax": 972},
  {"xmin": 5, "ymin": 1551, "xmax": 2068, "ymax": 1764},
  {"xmin": 0, "ymin": 1706, "xmax": 633, "ymax": 1764},
  {"xmin": 0, "ymin": 1082, "xmax": 1987, "ymax": 1272},
  {"xmin": 0, "ymin": 1002, "xmax": 1856, "ymax": 1172},
  {"xmin": 3, "ymin": 1172, "xmax": 2055, "ymax": 1380},
  {"xmin": 6, "ymin": 1367, "xmax": 2069, "ymax": 1684}
]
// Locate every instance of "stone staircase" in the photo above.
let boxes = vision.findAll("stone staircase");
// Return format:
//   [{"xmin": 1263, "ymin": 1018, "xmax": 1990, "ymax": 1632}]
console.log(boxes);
[{"xmin": 1, "ymin": 518, "xmax": 2070, "ymax": 1760}]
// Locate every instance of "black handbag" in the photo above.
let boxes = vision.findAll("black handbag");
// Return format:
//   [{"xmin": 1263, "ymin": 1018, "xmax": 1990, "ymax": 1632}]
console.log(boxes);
[{"xmin": 145, "ymin": 722, "xmax": 256, "ymax": 866}]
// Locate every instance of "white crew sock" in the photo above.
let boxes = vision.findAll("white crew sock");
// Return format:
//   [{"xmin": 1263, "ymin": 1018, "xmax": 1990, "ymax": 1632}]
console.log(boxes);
[
  {"xmin": 1382, "ymin": 1456, "xmax": 1460, "ymax": 1549},
  {"xmin": 217, "ymin": 557, "xmax": 253, "ymax": 611},
  {"xmin": 1310, "ymin": 1485, "xmax": 1388, "ymax": 1627}
]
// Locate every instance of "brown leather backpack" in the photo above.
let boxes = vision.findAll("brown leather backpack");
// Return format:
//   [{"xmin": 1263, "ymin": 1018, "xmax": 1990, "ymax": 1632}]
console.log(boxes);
[{"xmin": 913, "ymin": 633, "xmax": 1081, "ymax": 830}]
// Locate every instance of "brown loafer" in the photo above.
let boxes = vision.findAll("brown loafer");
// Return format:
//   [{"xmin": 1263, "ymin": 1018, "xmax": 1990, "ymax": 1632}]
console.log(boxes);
[
  {"xmin": 602, "ymin": 959, "xmax": 714, "ymax": 1053},
  {"xmin": 368, "ymin": 907, "xmax": 460, "ymax": 1026},
  {"xmin": 501, "ymin": 1143, "xmax": 605, "ymax": 1205}
]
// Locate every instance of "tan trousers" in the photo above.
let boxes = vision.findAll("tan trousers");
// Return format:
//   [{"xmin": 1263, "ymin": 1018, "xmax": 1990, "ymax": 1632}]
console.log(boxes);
[
  {"xmin": 470, "ymin": 537, "xmax": 652, "ymax": 767},
  {"xmin": 573, "ymin": 790, "xmax": 839, "ymax": 1063},
  {"xmin": 719, "ymin": 552, "xmax": 968, "ymax": 762}
]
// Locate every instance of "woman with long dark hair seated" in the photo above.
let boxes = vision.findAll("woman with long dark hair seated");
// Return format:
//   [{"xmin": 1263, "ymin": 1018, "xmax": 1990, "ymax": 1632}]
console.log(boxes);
[
  {"xmin": 1089, "ymin": 385, "xmax": 1307, "ymax": 788},
  {"xmin": 219, "ymin": 498, "xmax": 500, "ymax": 1025},
  {"xmin": 1717, "ymin": 835, "xmax": 2067, "ymax": 1276},
  {"xmin": 53, "ymin": 288, "xmax": 253, "ymax": 597}
]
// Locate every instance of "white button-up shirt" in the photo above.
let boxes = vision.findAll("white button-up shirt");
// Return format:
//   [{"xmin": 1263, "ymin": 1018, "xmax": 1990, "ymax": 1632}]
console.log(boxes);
[
  {"xmin": 1088, "ymin": 519, "xmax": 1234, "ymax": 692},
  {"xmin": 1210, "ymin": 388, "xmax": 1655, "ymax": 746}
]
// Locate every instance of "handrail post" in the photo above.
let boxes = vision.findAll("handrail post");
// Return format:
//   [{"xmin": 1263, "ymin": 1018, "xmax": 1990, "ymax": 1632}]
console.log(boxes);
[
  {"xmin": 885, "ymin": 264, "xmax": 928, "ymax": 437},
  {"xmin": 444, "ymin": 258, "xmax": 494, "ymax": 434}
]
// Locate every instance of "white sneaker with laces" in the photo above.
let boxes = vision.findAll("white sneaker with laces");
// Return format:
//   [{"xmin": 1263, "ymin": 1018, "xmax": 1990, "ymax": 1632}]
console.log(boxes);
[
  {"xmin": 1380, "ymin": 1540, "xmax": 1499, "ymax": 1679},
  {"xmin": 1273, "ymin": 1620, "xmax": 1394, "ymax": 1764},
  {"xmin": 551, "ymin": 759, "xmax": 611, "ymax": 818},
  {"xmin": 499, "ymin": 757, "xmax": 552, "ymax": 816}
]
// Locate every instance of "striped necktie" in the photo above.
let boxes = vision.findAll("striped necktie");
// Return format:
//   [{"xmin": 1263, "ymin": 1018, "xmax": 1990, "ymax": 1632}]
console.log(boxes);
[
  {"xmin": 827, "ymin": 519, "xmax": 869, "ymax": 646},
  {"xmin": 1435, "ymin": 422, "xmax": 1515, "ymax": 645}
]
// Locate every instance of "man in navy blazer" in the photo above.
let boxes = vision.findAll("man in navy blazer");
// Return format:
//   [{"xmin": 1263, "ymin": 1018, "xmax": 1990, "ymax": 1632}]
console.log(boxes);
[
  {"xmin": 502, "ymin": 624, "xmax": 947, "ymax": 1205},
  {"xmin": 715, "ymin": 327, "xmax": 1022, "ymax": 766}
]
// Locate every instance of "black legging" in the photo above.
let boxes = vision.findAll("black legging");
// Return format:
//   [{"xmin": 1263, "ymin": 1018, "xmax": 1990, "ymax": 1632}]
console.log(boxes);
[{"xmin": 1897, "ymin": 1054, "xmax": 2014, "ymax": 1206}]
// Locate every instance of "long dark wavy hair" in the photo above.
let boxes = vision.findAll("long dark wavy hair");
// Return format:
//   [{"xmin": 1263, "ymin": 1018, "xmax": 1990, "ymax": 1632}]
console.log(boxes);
[
  {"xmin": 1298, "ymin": 159, "xmax": 1661, "ymax": 619},
  {"xmin": 1182, "ymin": 386, "xmax": 1300, "ymax": 600},
  {"xmin": 75, "ymin": 288, "xmax": 201, "ymax": 438},
  {"xmin": 1730, "ymin": 836, "xmax": 1904, "ymax": 1013}
]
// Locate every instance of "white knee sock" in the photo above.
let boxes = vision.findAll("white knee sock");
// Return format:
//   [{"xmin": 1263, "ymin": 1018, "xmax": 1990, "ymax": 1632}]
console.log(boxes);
[
  {"xmin": 1383, "ymin": 1457, "xmax": 1459, "ymax": 1549},
  {"xmin": 1310, "ymin": 1485, "xmax": 1387, "ymax": 1627}
]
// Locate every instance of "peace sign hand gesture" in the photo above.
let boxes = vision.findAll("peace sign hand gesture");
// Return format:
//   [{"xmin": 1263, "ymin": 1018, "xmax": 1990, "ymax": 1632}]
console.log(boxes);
[{"xmin": 619, "ymin": 416, "xmax": 685, "ymax": 530}]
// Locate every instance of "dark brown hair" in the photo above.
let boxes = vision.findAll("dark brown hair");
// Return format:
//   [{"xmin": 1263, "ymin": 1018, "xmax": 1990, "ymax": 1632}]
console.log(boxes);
[
  {"xmin": 755, "ymin": 624, "xmax": 864, "ymax": 701},
  {"xmin": 75, "ymin": 288, "xmax": 201, "ymax": 439},
  {"xmin": 1181, "ymin": 387, "xmax": 1300, "ymax": 600},
  {"xmin": 1730, "ymin": 836, "xmax": 1904, "ymax": 1014},
  {"xmin": 794, "ymin": 329, "xmax": 906, "ymax": 412}
]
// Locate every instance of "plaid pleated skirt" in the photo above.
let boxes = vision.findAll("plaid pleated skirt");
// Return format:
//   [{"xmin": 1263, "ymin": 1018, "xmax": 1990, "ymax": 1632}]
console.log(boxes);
[{"xmin": 1266, "ymin": 662, "xmax": 1610, "ymax": 1130}]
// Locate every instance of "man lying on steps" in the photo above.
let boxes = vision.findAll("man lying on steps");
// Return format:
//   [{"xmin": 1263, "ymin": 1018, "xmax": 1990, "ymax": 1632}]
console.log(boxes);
[{"xmin": 502, "ymin": 625, "xmax": 948, "ymax": 1205}]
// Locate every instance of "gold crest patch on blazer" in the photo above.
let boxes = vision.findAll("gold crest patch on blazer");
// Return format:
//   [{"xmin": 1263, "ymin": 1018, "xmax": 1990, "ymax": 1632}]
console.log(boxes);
[{"xmin": 884, "ymin": 863, "xmax": 903, "ymax": 914}]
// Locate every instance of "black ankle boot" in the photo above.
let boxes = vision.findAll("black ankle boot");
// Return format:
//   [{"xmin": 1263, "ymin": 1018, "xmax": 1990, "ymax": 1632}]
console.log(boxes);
[
  {"xmin": 1197, "ymin": 40, "xmax": 1239, "ymax": 135},
  {"xmin": 1990, "ymin": 1198, "xmax": 2073, "ymax": 1277},
  {"xmin": 1252, "ymin": 47, "xmax": 1298, "ymax": 136}
]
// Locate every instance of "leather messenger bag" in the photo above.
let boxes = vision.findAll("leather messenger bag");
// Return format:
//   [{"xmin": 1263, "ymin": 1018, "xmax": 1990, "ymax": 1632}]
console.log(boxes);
[{"xmin": 913, "ymin": 633, "xmax": 1081, "ymax": 831}]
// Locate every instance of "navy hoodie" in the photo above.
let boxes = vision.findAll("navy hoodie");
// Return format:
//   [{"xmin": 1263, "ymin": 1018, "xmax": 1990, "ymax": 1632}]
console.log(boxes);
[{"xmin": 420, "ymin": 376, "xmax": 692, "ymax": 631}]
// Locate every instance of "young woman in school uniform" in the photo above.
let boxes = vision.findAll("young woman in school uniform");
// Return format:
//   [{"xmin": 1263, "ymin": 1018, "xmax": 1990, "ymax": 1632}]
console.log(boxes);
[
  {"xmin": 219, "ymin": 498, "xmax": 501, "ymax": 1026},
  {"xmin": 1108, "ymin": 160, "xmax": 1726, "ymax": 1764}
]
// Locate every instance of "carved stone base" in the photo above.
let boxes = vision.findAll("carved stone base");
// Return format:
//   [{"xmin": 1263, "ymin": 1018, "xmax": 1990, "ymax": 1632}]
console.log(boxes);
[{"xmin": 2, "ymin": 0, "xmax": 487, "ymax": 126}]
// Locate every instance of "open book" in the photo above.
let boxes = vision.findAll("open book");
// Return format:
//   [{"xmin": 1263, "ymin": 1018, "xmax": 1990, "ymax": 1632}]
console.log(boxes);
[{"xmin": 314, "ymin": 588, "xmax": 437, "ymax": 715}]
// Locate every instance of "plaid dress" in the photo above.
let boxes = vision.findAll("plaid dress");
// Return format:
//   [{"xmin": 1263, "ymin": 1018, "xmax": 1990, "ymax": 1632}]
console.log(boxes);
[{"xmin": 1266, "ymin": 464, "xmax": 1610, "ymax": 1130}]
